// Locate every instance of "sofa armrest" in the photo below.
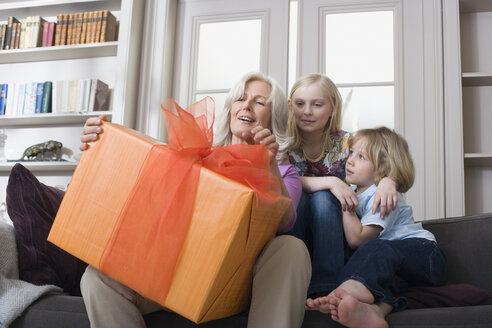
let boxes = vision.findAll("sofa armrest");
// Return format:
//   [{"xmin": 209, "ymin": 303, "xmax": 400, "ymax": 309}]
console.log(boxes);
[{"xmin": 422, "ymin": 213, "xmax": 492, "ymax": 290}]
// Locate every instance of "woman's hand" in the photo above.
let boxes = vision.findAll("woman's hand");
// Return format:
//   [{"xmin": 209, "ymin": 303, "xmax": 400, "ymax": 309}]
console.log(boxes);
[
  {"xmin": 80, "ymin": 115, "xmax": 107, "ymax": 151},
  {"xmin": 373, "ymin": 177, "xmax": 398, "ymax": 218},
  {"xmin": 329, "ymin": 177, "xmax": 358, "ymax": 212},
  {"xmin": 241, "ymin": 126, "xmax": 279, "ymax": 164}
]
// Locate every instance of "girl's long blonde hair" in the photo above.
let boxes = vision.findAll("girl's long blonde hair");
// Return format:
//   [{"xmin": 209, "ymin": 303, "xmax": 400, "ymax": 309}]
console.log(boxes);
[
  {"xmin": 287, "ymin": 73, "xmax": 343, "ymax": 150},
  {"xmin": 349, "ymin": 127, "xmax": 415, "ymax": 193}
]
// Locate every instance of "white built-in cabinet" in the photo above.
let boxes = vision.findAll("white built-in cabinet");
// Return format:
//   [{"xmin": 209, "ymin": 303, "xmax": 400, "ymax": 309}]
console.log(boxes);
[
  {"xmin": 444, "ymin": 0, "xmax": 492, "ymax": 216},
  {"xmin": 0, "ymin": 0, "xmax": 144, "ymax": 205}
]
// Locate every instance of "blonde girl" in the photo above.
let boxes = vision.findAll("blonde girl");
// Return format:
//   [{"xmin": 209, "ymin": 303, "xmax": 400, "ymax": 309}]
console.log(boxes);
[
  {"xmin": 286, "ymin": 73, "xmax": 397, "ymax": 297},
  {"xmin": 307, "ymin": 127, "xmax": 446, "ymax": 328}
]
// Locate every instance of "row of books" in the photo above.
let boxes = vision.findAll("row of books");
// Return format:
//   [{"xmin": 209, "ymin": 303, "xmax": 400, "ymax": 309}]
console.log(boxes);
[
  {"xmin": 55, "ymin": 11, "xmax": 117, "ymax": 46},
  {"xmin": 0, "ymin": 79, "xmax": 110, "ymax": 116},
  {"xmin": 0, "ymin": 10, "xmax": 117, "ymax": 50},
  {"xmin": 0, "ymin": 16, "xmax": 53, "ymax": 50}
]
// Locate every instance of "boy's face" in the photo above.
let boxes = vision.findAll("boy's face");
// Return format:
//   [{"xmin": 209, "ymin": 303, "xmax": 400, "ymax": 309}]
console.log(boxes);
[{"xmin": 345, "ymin": 138, "xmax": 376, "ymax": 193}]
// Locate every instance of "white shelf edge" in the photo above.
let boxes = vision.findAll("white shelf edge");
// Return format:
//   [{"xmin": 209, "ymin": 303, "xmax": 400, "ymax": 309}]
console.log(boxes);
[
  {"xmin": 464, "ymin": 153, "xmax": 492, "ymax": 159},
  {"xmin": 460, "ymin": 0, "xmax": 492, "ymax": 13},
  {"xmin": 0, "ymin": 0, "xmax": 105, "ymax": 11},
  {"xmin": 461, "ymin": 73, "xmax": 492, "ymax": 86},
  {"xmin": 464, "ymin": 153, "xmax": 492, "ymax": 167},
  {"xmin": 0, "ymin": 161, "xmax": 78, "ymax": 172},
  {"xmin": 0, "ymin": 42, "xmax": 117, "ymax": 64},
  {"xmin": 0, "ymin": 111, "xmax": 112, "ymax": 127}
]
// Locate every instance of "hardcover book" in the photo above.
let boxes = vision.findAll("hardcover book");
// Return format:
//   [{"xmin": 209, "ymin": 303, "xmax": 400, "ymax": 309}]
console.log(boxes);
[
  {"xmin": 100, "ymin": 10, "xmax": 117, "ymax": 42},
  {"xmin": 41, "ymin": 81, "xmax": 52, "ymax": 113},
  {"xmin": 88, "ymin": 79, "xmax": 110, "ymax": 111}
]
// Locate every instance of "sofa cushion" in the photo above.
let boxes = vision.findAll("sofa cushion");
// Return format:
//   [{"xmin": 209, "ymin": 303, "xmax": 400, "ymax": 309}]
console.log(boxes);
[
  {"xmin": 423, "ymin": 214, "xmax": 492, "ymax": 291},
  {"xmin": 6, "ymin": 163, "xmax": 87, "ymax": 296}
]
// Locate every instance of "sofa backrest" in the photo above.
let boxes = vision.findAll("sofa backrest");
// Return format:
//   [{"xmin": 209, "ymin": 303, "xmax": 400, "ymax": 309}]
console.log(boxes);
[{"xmin": 423, "ymin": 213, "xmax": 492, "ymax": 291}]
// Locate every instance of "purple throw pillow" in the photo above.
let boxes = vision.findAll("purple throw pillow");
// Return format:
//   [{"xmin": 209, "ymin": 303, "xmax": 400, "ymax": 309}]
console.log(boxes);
[{"xmin": 6, "ymin": 163, "xmax": 87, "ymax": 296}]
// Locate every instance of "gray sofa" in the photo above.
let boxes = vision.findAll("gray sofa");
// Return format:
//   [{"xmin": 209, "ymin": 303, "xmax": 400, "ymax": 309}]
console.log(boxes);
[{"xmin": 11, "ymin": 213, "xmax": 492, "ymax": 328}]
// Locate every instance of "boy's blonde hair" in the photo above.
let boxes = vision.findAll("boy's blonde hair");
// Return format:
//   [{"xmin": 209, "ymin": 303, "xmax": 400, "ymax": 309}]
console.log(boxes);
[
  {"xmin": 287, "ymin": 73, "xmax": 343, "ymax": 149},
  {"xmin": 349, "ymin": 127, "xmax": 415, "ymax": 193}
]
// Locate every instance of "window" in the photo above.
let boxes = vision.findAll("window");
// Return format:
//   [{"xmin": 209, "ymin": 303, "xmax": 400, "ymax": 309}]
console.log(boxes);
[
  {"xmin": 324, "ymin": 10, "xmax": 395, "ymax": 132},
  {"xmin": 195, "ymin": 19, "xmax": 262, "ymax": 125}
]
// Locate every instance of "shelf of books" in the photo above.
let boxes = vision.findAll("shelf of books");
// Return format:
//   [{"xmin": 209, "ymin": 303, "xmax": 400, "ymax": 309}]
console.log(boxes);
[
  {"xmin": 0, "ymin": 78, "xmax": 112, "ymax": 120},
  {"xmin": 0, "ymin": 161, "xmax": 78, "ymax": 172}
]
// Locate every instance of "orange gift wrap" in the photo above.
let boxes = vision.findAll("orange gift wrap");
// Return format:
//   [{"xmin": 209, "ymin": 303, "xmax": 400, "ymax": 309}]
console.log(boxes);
[{"xmin": 48, "ymin": 98, "xmax": 291, "ymax": 323}]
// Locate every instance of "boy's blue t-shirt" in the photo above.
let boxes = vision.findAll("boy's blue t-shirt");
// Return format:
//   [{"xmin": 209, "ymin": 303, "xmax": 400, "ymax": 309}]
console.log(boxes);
[{"xmin": 355, "ymin": 184, "xmax": 436, "ymax": 242}]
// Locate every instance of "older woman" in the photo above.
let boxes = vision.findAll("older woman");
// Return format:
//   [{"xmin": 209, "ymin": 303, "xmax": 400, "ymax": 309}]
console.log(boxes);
[
  {"xmin": 79, "ymin": 72, "xmax": 311, "ymax": 328},
  {"xmin": 80, "ymin": 73, "xmax": 311, "ymax": 327}
]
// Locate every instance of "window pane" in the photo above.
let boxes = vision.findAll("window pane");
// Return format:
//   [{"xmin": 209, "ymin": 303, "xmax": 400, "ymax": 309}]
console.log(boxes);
[
  {"xmin": 325, "ymin": 11, "xmax": 393, "ymax": 84},
  {"xmin": 196, "ymin": 20, "xmax": 262, "ymax": 90},
  {"xmin": 288, "ymin": 0, "xmax": 298, "ymax": 92},
  {"xmin": 195, "ymin": 92, "xmax": 229, "ymax": 133},
  {"xmin": 339, "ymin": 86, "xmax": 394, "ymax": 132}
]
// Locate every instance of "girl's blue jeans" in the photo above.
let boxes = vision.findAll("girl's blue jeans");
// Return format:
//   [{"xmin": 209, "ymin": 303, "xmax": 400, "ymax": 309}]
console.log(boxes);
[
  {"xmin": 339, "ymin": 237, "xmax": 447, "ymax": 311},
  {"xmin": 287, "ymin": 191, "xmax": 344, "ymax": 296}
]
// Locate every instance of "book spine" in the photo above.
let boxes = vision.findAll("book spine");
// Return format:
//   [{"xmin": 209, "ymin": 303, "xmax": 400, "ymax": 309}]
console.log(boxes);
[
  {"xmin": 48, "ymin": 22, "xmax": 55, "ymax": 46},
  {"xmin": 67, "ymin": 80, "xmax": 78, "ymax": 112},
  {"xmin": 54, "ymin": 14, "xmax": 62, "ymax": 46},
  {"xmin": 66, "ymin": 13, "xmax": 74, "ymax": 45},
  {"xmin": 4, "ymin": 16, "xmax": 19, "ymax": 50},
  {"xmin": 16, "ymin": 83, "xmax": 26, "ymax": 115},
  {"xmin": 88, "ymin": 11, "xmax": 95, "ymax": 43},
  {"xmin": 76, "ymin": 12, "xmax": 83, "ymax": 44},
  {"xmin": 9, "ymin": 22, "xmax": 17, "ymax": 49},
  {"xmin": 14, "ymin": 22, "xmax": 21, "ymax": 49},
  {"xmin": 29, "ymin": 17, "xmax": 37, "ymax": 48},
  {"xmin": 42, "ymin": 20, "xmax": 49, "ymax": 47},
  {"xmin": 29, "ymin": 17, "xmax": 38, "ymax": 48},
  {"xmin": 41, "ymin": 81, "xmax": 52, "ymax": 113},
  {"xmin": 0, "ymin": 24, "xmax": 5, "ymax": 50},
  {"xmin": 19, "ymin": 19, "xmax": 26, "ymax": 49},
  {"xmin": 37, "ymin": 17, "xmax": 46, "ymax": 47},
  {"xmin": 88, "ymin": 79, "xmax": 97, "ymax": 111},
  {"xmin": 51, "ymin": 81, "xmax": 58, "ymax": 113},
  {"xmin": 80, "ymin": 11, "xmax": 89, "ymax": 44},
  {"xmin": 28, "ymin": 82, "xmax": 37, "ymax": 114},
  {"xmin": 62, "ymin": 14, "xmax": 68, "ymax": 46},
  {"xmin": 4, "ymin": 18, "xmax": 12, "ymax": 50},
  {"xmin": 100, "ymin": 10, "xmax": 109, "ymax": 42},
  {"xmin": 35, "ymin": 82, "xmax": 44, "ymax": 113},
  {"xmin": 0, "ymin": 84, "xmax": 7, "ymax": 115},
  {"xmin": 24, "ymin": 16, "xmax": 31, "ymax": 48},
  {"xmin": 93, "ymin": 79, "xmax": 109, "ymax": 111},
  {"xmin": 5, "ymin": 83, "xmax": 15, "ymax": 116},
  {"xmin": 60, "ymin": 80, "xmax": 69, "ymax": 112},
  {"xmin": 94, "ymin": 10, "xmax": 103, "ymax": 43}
]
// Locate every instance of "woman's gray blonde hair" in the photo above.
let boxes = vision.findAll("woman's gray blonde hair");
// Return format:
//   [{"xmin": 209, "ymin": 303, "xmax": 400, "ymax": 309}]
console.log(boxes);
[{"xmin": 214, "ymin": 72, "xmax": 292, "ymax": 161}]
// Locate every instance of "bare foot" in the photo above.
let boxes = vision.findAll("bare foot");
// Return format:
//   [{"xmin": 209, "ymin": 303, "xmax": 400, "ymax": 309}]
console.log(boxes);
[
  {"xmin": 333, "ymin": 289, "xmax": 388, "ymax": 328},
  {"xmin": 337, "ymin": 279, "xmax": 374, "ymax": 304},
  {"xmin": 306, "ymin": 295, "xmax": 332, "ymax": 314}
]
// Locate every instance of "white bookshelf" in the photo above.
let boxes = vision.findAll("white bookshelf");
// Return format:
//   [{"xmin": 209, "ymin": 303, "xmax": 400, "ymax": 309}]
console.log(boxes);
[
  {"xmin": 443, "ymin": 0, "xmax": 492, "ymax": 216},
  {"xmin": 0, "ymin": 0, "xmax": 144, "ymax": 204}
]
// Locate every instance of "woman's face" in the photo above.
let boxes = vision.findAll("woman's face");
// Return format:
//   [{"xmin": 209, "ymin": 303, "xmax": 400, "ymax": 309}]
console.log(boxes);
[{"xmin": 230, "ymin": 80, "xmax": 272, "ymax": 144}]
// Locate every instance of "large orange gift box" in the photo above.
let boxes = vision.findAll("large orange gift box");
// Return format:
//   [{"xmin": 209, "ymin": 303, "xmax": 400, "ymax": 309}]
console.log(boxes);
[{"xmin": 48, "ymin": 100, "xmax": 290, "ymax": 323}]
